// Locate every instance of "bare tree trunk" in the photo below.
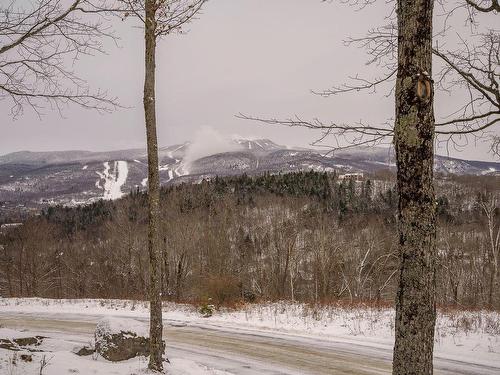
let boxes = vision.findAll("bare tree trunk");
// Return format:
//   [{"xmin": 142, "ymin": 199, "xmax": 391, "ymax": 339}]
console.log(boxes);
[
  {"xmin": 481, "ymin": 196, "xmax": 500, "ymax": 307},
  {"xmin": 175, "ymin": 252, "xmax": 186, "ymax": 302},
  {"xmin": 19, "ymin": 246, "xmax": 24, "ymax": 296},
  {"xmin": 393, "ymin": 1, "xmax": 436, "ymax": 374},
  {"xmin": 57, "ymin": 252, "xmax": 63, "ymax": 299},
  {"xmin": 144, "ymin": 0, "xmax": 164, "ymax": 371},
  {"xmin": 162, "ymin": 237, "xmax": 170, "ymax": 300}
]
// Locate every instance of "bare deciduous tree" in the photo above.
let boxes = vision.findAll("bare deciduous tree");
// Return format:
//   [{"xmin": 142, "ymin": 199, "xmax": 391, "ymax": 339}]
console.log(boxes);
[
  {"xmin": 391, "ymin": 2, "xmax": 436, "ymax": 373},
  {"xmin": 118, "ymin": 0, "xmax": 206, "ymax": 370},
  {"xmin": 239, "ymin": 2, "xmax": 499, "ymax": 154},
  {"xmin": 239, "ymin": 1, "xmax": 498, "ymax": 374},
  {"xmin": 478, "ymin": 193, "xmax": 500, "ymax": 306},
  {"xmin": 0, "ymin": 0, "xmax": 119, "ymax": 117}
]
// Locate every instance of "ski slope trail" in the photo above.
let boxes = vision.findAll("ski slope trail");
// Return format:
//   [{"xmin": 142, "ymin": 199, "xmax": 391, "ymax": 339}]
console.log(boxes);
[{"xmin": 95, "ymin": 161, "xmax": 128, "ymax": 199}]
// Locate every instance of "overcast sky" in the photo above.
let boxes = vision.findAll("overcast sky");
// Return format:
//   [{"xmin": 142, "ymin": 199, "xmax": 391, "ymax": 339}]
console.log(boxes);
[{"xmin": 1, "ymin": 0, "xmax": 499, "ymax": 161}]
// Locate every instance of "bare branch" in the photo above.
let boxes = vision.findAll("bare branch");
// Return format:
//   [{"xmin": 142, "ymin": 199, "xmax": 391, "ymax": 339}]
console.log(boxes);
[
  {"xmin": 314, "ymin": 69, "xmax": 396, "ymax": 96},
  {"xmin": 117, "ymin": 0, "xmax": 207, "ymax": 37},
  {"xmin": 0, "ymin": 0, "xmax": 121, "ymax": 117},
  {"xmin": 465, "ymin": 0, "xmax": 500, "ymax": 13},
  {"xmin": 299, "ymin": 5, "xmax": 499, "ymax": 151},
  {"xmin": 236, "ymin": 113, "xmax": 394, "ymax": 152}
]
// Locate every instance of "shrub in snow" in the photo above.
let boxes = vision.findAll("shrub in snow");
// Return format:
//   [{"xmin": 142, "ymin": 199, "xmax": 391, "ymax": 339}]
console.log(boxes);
[
  {"xmin": 201, "ymin": 275, "xmax": 241, "ymax": 306},
  {"xmin": 74, "ymin": 346, "xmax": 94, "ymax": 356},
  {"xmin": 94, "ymin": 317, "xmax": 163, "ymax": 361},
  {"xmin": 243, "ymin": 290, "xmax": 256, "ymax": 303},
  {"xmin": 199, "ymin": 303, "xmax": 215, "ymax": 318}
]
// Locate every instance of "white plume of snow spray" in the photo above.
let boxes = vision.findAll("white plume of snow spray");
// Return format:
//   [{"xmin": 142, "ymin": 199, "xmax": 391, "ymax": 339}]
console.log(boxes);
[{"xmin": 183, "ymin": 126, "xmax": 243, "ymax": 172}]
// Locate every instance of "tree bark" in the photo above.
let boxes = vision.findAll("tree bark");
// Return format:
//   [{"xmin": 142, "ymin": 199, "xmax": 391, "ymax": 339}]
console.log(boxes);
[
  {"xmin": 144, "ymin": 0, "xmax": 164, "ymax": 371},
  {"xmin": 393, "ymin": 1, "xmax": 437, "ymax": 374}
]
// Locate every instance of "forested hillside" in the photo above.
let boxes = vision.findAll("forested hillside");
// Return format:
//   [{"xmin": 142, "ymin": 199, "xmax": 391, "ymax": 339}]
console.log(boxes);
[{"xmin": 1, "ymin": 171, "xmax": 499, "ymax": 309}]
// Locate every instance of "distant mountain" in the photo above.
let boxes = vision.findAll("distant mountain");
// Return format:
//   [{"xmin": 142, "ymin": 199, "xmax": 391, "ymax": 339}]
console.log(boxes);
[{"xmin": 1, "ymin": 138, "xmax": 499, "ymax": 211}]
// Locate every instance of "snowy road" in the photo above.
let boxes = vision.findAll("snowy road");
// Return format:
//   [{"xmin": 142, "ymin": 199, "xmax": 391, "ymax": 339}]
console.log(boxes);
[{"xmin": 1, "ymin": 312, "xmax": 498, "ymax": 375}]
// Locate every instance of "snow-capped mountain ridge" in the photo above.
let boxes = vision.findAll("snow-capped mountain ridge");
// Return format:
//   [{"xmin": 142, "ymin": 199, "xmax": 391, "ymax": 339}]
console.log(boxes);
[{"xmin": 1, "ymin": 138, "xmax": 498, "ymax": 209}]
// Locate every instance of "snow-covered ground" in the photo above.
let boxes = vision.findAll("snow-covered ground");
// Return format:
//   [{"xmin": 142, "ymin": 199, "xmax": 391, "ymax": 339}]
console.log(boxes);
[
  {"xmin": 95, "ymin": 161, "xmax": 129, "ymax": 200},
  {"xmin": 0, "ymin": 298, "xmax": 499, "ymax": 374},
  {"xmin": 0, "ymin": 325, "xmax": 230, "ymax": 375}
]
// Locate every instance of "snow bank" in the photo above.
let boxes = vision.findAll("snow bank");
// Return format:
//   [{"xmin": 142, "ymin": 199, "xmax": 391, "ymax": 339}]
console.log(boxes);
[
  {"xmin": 0, "ymin": 337, "xmax": 230, "ymax": 375},
  {"xmin": 96, "ymin": 317, "xmax": 149, "ymax": 338},
  {"xmin": 0, "ymin": 328, "xmax": 32, "ymax": 341}
]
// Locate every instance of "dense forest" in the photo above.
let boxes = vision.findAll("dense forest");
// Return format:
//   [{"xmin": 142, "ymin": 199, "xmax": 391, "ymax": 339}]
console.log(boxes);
[{"xmin": 1, "ymin": 171, "xmax": 499, "ymax": 309}]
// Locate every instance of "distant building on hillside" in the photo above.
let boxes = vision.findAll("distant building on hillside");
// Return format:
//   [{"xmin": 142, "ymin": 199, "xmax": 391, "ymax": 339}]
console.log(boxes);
[{"xmin": 338, "ymin": 173, "xmax": 364, "ymax": 181}]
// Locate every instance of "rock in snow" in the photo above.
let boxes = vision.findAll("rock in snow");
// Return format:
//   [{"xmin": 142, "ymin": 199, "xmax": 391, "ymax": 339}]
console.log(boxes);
[{"xmin": 94, "ymin": 317, "xmax": 161, "ymax": 362}]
